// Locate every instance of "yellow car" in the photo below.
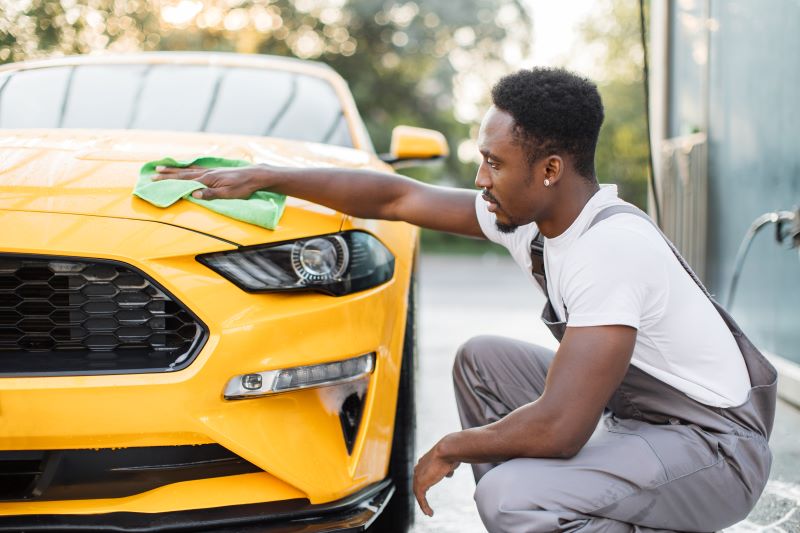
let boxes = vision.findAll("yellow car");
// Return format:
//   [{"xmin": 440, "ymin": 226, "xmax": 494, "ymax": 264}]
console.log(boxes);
[{"xmin": 0, "ymin": 52, "xmax": 448, "ymax": 531}]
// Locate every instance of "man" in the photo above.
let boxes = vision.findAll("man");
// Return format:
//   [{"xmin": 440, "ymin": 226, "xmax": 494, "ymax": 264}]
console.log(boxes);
[{"xmin": 155, "ymin": 68, "xmax": 776, "ymax": 532}]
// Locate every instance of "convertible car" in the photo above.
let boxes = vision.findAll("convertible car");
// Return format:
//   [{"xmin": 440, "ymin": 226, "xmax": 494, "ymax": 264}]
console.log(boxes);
[{"xmin": 0, "ymin": 52, "xmax": 447, "ymax": 531}]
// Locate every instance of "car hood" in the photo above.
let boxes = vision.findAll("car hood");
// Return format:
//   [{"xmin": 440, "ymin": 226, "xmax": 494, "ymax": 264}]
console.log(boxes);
[{"xmin": 0, "ymin": 129, "xmax": 386, "ymax": 246}]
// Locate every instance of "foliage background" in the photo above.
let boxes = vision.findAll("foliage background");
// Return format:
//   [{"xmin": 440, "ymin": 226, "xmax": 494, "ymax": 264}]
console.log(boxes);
[{"xmin": 0, "ymin": 0, "xmax": 650, "ymax": 251}]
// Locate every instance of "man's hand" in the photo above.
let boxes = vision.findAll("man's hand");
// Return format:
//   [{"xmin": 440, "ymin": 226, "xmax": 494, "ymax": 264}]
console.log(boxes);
[
  {"xmin": 413, "ymin": 438, "xmax": 460, "ymax": 517},
  {"xmin": 409, "ymin": 325, "xmax": 637, "ymax": 497},
  {"xmin": 153, "ymin": 165, "xmax": 263, "ymax": 200}
]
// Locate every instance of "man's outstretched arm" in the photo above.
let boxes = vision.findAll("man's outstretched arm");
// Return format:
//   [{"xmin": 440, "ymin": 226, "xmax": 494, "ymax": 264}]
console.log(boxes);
[
  {"xmin": 412, "ymin": 324, "xmax": 637, "ymax": 516},
  {"xmin": 154, "ymin": 164, "xmax": 484, "ymax": 238}
]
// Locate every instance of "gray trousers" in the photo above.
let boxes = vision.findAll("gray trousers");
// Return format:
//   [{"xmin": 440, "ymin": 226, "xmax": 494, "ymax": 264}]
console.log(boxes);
[{"xmin": 453, "ymin": 335, "xmax": 772, "ymax": 533}]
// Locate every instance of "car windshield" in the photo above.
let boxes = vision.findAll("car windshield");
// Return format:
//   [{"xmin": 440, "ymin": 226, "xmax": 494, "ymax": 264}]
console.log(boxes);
[{"xmin": 0, "ymin": 63, "xmax": 353, "ymax": 147}]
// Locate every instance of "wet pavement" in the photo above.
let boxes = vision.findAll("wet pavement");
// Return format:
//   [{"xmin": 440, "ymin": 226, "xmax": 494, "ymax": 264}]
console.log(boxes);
[{"xmin": 410, "ymin": 254, "xmax": 800, "ymax": 533}]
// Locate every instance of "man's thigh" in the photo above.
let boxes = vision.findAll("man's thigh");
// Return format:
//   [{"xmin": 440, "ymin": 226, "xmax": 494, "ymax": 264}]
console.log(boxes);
[
  {"xmin": 474, "ymin": 417, "xmax": 750, "ymax": 533},
  {"xmin": 453, "ymin": 334, "xmax": 556, "ymax": 413},
  {"xmin": 454, "ymin": 335, "xmax": 557, "ymax": 482}
]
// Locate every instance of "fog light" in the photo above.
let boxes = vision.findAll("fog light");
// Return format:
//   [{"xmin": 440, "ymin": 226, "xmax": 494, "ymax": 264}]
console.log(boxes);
[
  {"xmin": 241, "ymin": 374, "xmax": 263, "ymax": 391},
  {"xmin": 224, "ymin": 353, "xmax": 375, "ymax": 400}
]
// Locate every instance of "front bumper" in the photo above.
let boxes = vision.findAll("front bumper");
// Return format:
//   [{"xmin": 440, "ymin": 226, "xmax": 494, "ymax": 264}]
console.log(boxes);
[
  {"xmin": 0, "ymin": 480, "xmax": 394, "ymax": 532},
  {"xmin": 0, "ymin": 210, "xmax": 416, "ymax": 515}
]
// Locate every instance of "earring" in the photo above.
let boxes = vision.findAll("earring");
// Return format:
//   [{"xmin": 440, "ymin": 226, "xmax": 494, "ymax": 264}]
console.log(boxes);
[{"xmin": 544, "ymin": 178, "xmax": 551, "ymax": 187}]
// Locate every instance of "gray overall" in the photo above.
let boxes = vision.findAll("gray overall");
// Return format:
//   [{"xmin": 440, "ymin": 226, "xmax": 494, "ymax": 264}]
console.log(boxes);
[{"xmin": 453, "ymin": 205, "xmax": 778, "ymax": 532}]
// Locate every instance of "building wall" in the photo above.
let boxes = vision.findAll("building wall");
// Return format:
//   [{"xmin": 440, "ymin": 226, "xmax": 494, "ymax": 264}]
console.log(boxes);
[
  {"xmin": 667, "ymin": 0, "xmax": 707, "ymax": 138},
  {"xmin": 665, "ymin": 0, "xmax": 800, "ymax": 364}
]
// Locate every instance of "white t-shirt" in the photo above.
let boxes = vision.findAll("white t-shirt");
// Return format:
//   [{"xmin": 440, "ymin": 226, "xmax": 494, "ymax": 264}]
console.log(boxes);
[{"xmin": 475, "ymin": 185, "xmax": 751, "ymax": 408}]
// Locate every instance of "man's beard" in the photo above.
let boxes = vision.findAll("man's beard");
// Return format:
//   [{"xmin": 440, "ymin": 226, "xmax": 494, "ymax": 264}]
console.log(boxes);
[
  {"xmin": 494, "ymin": 220, "xmax": 519, "ymax": 233},
  {"xmin": 482, "ymin": 188, "xmax": 519, "ymax": 233},
  {"xmin": 495, "ymin": 220, "xmax": 519, "ymax": 234}
]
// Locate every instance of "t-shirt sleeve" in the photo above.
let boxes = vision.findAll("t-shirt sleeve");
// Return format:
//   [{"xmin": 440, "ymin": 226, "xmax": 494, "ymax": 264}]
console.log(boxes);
[
  {"xmin": 474, "ymin": 192, "xmax": 538, "ymax": 259},
  {"xmin": 561, "ymin": 226, "xmax": 666, "ymax": 329}
]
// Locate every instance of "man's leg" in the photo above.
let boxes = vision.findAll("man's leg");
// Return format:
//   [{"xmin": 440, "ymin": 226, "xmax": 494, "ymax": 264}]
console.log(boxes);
[
  {"xmin": 473, "ymin": 416, "xmax": 755, "ymax": 533},
  {"xmin": 452, "ymin": 335, "xmax": 555, "ymax": 481}
]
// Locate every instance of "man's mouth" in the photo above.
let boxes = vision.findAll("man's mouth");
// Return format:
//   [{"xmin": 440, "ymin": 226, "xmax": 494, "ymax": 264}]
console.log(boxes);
[{"xmin": 481, "ymin": 189, "xmax": 500, "ymax": 212}]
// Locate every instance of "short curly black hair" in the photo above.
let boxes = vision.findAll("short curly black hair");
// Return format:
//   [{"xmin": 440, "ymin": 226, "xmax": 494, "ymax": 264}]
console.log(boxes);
[{"xmin": 491, "ymin": 68, "xmax": 604, "ymax": 180}]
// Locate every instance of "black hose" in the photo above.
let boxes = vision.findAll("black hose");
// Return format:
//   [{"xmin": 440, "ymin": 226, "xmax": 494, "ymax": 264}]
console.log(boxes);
[
  {"xmin": 727, "ymin": 210, "xmax": 797, "ymax": 308},
  {"xmin": 639, "ymin": 0, "xmax": 661, "ymax": 227}
]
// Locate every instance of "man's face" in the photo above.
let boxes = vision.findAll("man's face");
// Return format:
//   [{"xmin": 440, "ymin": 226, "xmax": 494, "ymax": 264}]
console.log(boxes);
[{"xmin": 475, "ymin": 106, "xmax": 545, "ymax": 233}]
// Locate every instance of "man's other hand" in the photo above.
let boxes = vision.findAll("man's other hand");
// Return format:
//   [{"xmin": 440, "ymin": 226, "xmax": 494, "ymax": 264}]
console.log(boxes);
[
  {"xmin": 413, "ymin": 439, "xmax": 460, "ymax": 517},
  {"xmin": 153, "ymin": 165, "xmax": 262, "ymax": 200}
]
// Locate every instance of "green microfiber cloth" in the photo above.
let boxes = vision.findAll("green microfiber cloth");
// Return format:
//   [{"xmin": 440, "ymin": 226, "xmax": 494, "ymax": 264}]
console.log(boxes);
[{"xmin": 134, "ymin": 156, "xmax": 286, "ymax": 230}]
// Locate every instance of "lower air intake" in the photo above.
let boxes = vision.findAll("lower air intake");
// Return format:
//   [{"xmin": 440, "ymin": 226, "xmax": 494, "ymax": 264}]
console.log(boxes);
[{"xmin": 0, "ymin": 445, "xmax": 260, "ymax": 502}]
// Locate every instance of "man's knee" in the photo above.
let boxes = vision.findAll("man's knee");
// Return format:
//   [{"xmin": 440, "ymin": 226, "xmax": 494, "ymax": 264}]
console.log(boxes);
[
  {"xmin": 474, "ymin": 463, "xmax": 544, "ymax": 533},
  {"xmin": 452, "ymin": 335, "xmax": 553, "ymax": 386},
  {"xmin": 453, "ymin": 335, "xmax": 498, "ymax": 380},
  {"xmin": 474, "ymin": 465, "xmax": 509, "ymax": 533}
]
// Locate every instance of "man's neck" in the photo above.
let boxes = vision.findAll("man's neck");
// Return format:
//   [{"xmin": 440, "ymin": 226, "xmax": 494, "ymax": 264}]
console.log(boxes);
[{"xmin": 536, "ymin": 179, "xmax": 601, "ymax": 239}]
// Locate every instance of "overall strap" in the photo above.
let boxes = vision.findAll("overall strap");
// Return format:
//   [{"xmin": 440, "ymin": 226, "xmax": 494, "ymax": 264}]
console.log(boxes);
[
  {"xmin": 529, "ymin": 231, "xmax": 546, "ymax": 292},
  {"xmin": 586, "ymin": 205, "xmax": 777, "ymax": 439}
]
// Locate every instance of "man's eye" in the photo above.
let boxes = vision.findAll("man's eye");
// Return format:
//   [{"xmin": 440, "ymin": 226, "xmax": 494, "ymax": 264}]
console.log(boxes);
[{"xmin": 487, "ymin": 160, "xmax": 499, "ymax": 170}]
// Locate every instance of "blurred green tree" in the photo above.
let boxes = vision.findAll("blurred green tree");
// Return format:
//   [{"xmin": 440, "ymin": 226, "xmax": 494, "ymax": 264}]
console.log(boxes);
[
  {"xmin": 577, "ymin": 0, "xmax": 650, "ymax": 208},
  {"xmin": 595, "ymin": 80, "xmax": 649, "ymax": 208}
]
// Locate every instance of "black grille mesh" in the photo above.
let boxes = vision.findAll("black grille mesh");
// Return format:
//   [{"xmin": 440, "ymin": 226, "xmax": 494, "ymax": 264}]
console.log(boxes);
[{"xmin": 0, "ymin": 255, "xmax": 205, "ymax": 375}]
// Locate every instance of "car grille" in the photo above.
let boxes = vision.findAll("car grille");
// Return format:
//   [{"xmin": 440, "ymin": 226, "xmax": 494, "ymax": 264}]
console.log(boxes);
[{"xmin": 0, "ymin": 255, "xmax": 206, "ymax": 375}]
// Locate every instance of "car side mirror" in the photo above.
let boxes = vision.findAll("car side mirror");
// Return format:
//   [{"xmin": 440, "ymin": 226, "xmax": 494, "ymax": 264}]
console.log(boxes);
[{"xmin": 379, "ymin": 125, "xmax": 449, "ymax": 168}]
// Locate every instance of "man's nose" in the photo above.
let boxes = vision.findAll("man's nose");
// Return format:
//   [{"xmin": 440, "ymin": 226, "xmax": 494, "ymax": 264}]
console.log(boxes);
[{"xmin": 475, "ymin": 164, "xmax": 491, "ymax": 189}]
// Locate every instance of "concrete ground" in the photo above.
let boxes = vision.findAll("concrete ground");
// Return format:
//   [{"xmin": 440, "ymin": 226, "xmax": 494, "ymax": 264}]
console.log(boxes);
[{"xmin": 409, "ymin": 254, "xmax": 800, "ymax": 533}]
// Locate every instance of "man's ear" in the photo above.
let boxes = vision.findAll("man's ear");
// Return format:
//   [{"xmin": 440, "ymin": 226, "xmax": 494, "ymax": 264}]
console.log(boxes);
[{"xmin": 544, "ymin": 155, "xmax": 564, "ymax": 186}]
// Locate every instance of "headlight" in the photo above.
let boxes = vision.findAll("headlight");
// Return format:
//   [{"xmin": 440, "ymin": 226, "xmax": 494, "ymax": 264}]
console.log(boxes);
[{"xmin": 197, "ymin": 231, "xmax": 395, "ymax": 296}]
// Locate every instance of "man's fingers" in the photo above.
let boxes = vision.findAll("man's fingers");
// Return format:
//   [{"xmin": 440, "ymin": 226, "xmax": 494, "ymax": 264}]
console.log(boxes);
[
  {"xmin": 153, "ymin": 166, "xmax": 207, "ymax": 181},
  {"xmin": 155, "ymin": 165, "xmax": 203, "ymax": 172},
  {"xmin": 414, "ymin": 485, "xmax": 434, "ymax": 517},
  {"xmin": 155, "ymin": 166, "xmax": 177, "ymax": 173},
  {"xmin": 191, "ymin": 187, "xmax": 217, "ymax": 200},
  {"xmin": 412, "ymin": 450, "xmax": 458, "ymax": 519},
  {"xmin": 421, "ymin": 497, "xmax": 434, "ymax": 517},
  {"xmin": 154, "ymin": 170, "xmax": 205, "ymax": 178}
]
